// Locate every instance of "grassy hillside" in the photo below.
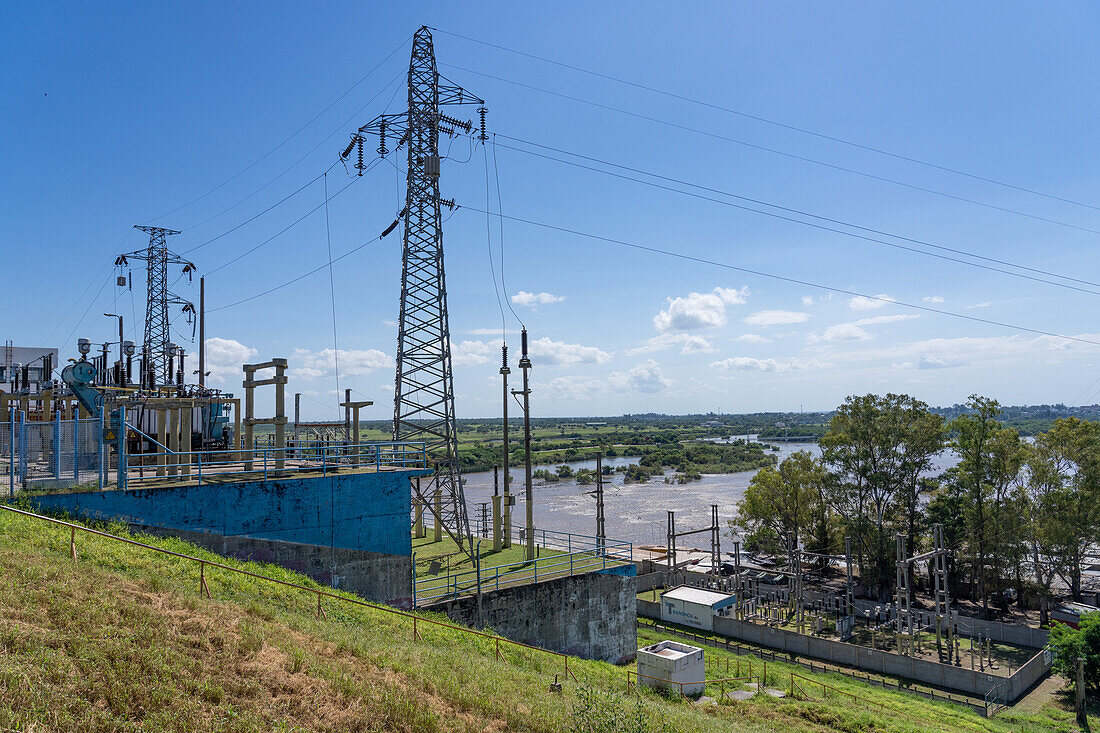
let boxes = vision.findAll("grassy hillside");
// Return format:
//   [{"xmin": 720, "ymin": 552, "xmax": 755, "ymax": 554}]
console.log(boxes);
[{"xmin": 0, "ymin": 507, "xmax": 1087, "ymax": 732}]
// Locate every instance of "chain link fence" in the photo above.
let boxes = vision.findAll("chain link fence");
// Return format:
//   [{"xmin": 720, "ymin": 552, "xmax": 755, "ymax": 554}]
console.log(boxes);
[{"xmin": 5, "ymin": 416, "xmax": 103, "ymax": 496}]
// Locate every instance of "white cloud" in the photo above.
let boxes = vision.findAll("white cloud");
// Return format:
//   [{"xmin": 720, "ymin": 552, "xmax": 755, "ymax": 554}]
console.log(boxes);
[
  {"xmin": 848, "ymin": 294, "xmax": 895, "ymax": 311},
  {"xmin": 608, "ymin": 359, "xmax": 670, "ymax": 393},
  {"xmin": 851, "ymin": 314, "xmax": 919, "ymax": 327},
  {"xmin": 203, "ymin": 338, "xmax": 258, "ymax": 384},
  {"xmin": 743, "ymin": 310, "xmax": 810, "ymax": 327},
  {"xmin": 710, "ymin": 356, "xmax": 823, "ymax": 373},
  {"xmin": 290, "ymin": 347, "xmax": 390, "ymax": 379},
  {"xmin": 452, "ymin": 339, "xmax": 498, "ymax": 366},
  {"xmin": 631, "ymin": 332, "xmax": 716, "ymax": 355},
  {"xmin": 541, "ymin": 376, "xmax": 608, "ymax": 401},
  {"xmin": 529, "ymin": 337, "xmax": 611, "ymax": 366},
  {"xmin": 735, "ymin": 333, "xmax": 772, "ymax": 344},
  {"xmin": 653, "ymin": 286, "xmax": 748, "ymax": 332},
  {"xmin": 801, "ymin": 295, "xmax": 815, "ymax": 306},
  {"xmin": 511, "ymin": 291, "xmax": 565, "ymax": 307},
  {"xmin": 822, "ymin": 323, "xmax": 872, "ymax": 342},
  {"xmin": 825, "ymin": 332, "xmax": 1100, "ymax": 372},
  {"xmin": 967, "ymin": 301, "xmax": 992, "ymax": 309},
  {"xmin": 922, "ymin": 296, "xmax": 945, "ymax": 304}
]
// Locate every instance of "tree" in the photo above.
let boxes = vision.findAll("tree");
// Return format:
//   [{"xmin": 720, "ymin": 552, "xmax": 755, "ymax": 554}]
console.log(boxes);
[
  {"xmin": 947, "ymin": 396, "xmax": 1027, "ymax": 617},
  {"xmin": 1027, "ymin": 418, "xmax": 1100, "ymax": 602},
  {"xmin": 732, "ymin": 451, "xmax": 827, "ymax": 556},
  {"xmin": 820, "ymin": 394, "xmax": 946, "ymax": 599},
  {"xmin": 1050, "ymin": 612, "xmax": 1100, "ymax": 697}
]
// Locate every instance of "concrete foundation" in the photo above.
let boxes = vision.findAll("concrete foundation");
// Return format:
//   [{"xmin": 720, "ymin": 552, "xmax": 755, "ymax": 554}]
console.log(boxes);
[{"xmin": 428, "ymin": 564, "xmax": 638, "ymax": 664}]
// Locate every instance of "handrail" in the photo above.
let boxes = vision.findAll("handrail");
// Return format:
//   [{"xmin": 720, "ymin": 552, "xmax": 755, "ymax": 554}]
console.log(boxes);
[
  {"xmin": 0, "ymin": 504, "xmax": 577, "ymax": 682},
  {"xmin": 788, "ymin": 672, "xmax": 893, "ymax": 713}
]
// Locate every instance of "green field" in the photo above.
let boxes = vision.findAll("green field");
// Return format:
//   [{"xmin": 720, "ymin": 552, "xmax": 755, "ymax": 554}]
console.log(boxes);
[{"xmin": 1, "ymin": 506, "xmax": 1092, "ymax": 731}]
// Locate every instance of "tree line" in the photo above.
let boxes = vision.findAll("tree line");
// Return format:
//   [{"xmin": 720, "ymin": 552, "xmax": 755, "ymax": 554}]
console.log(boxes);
[{"xmin": 733, "ymin": 393, "xmax": 1100, "ymax": 621}]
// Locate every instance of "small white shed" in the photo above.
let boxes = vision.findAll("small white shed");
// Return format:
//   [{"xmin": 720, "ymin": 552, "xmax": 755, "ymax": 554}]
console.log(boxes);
[
  {"xmin": 659, "ymin": 586, "xmax": 736, "ymax": 631},
  {"xmin": 637, "ymin": 640, "xmax": 705, "ymax": 696}
]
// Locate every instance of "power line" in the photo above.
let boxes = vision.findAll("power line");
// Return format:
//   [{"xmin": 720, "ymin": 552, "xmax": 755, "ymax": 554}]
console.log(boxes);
[
  {"xmin": 436, "ymin": 29, "xmax": 1100, "ymax": 214},
  {"xmin": 178, "ymin": 69, "xmax": 406, "ymax": 235},
  {"xmin": 204, "ymin": 158, "xmax": 379, "ymax": 277},
  {"xmin": 494, "ymin": 136, "xmax": 1100, "ymax": 297},
  {"xmin": 445, "ymin": 63, "xmax": 1100, "ymax": 238},
  {"xmin": 482, "ymin": 144, "xmax": 507, "ymax": 336},
  {"xmin": 145, "ymin": 35, "xmax": 410, "ymax": 223},
  {"xmin": 491, "ymin": 136, "xmax": 524, "ymax": 328},
  {"xmin": 323, "ymin": 172, "xmax": 342, "ymax": 422},
  {"xmin": 454, "ymin": 203, "xmax": 1100, "ymax": 349}
]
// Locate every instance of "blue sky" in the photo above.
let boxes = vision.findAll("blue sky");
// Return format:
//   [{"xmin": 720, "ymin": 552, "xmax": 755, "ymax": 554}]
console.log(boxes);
[{"xmin": 4, "ymin": 2, "xmax": 1100, "ymax": 420}]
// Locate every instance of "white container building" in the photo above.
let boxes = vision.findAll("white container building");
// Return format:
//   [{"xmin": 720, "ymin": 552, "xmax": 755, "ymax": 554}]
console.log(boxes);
[
  {"xmin": 659, "ymin": 586, "xmax": 736, "ymax": 631},
  {"xmin": 636, "ymin": 640, "xmax": 705, "ymax": 696}
]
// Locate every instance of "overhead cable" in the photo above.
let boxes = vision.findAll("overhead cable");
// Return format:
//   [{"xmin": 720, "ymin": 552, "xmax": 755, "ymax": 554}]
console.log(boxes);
[
  {"xmin": 445, "ymin": 64, "xmax": 1100, "ymax": 237},
  {"xmin": 454, "ymin": 203, "xmax": 1100, "ymax": 349},
  {"xmin": 436, "ymin": 29, "xmax": 1100, "ymax": 214},
  {"xmin": 496, "ymin": 137, "xmax": 1100, "ymax": 297}
]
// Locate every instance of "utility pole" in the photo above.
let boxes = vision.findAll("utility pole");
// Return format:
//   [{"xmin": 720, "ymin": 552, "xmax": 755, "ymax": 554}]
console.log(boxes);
[
  {"xmin": 118, "ymin": 226, "xmax": 194, "ymax": 386},
  {"xmin": 348, "ymin": 26, "xmax": 483, "ymax": 557},
  {"xmin": 595, "ymin": 452, "xmax": 605, "ymax": 553},
  {"xmin": 512, "ymin": 328, "xmax": 534, "ymax": 561},
  {"xmin": 500, "ymin": 344, "xmax": 512, "ymax": 548},
  {"xmin": 198, "ymin": 276, "xmax": 205, "ymax": 388}
]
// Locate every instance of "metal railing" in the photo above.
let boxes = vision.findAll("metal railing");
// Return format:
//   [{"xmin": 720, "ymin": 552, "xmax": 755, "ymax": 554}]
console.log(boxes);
[
  {"xmin": 0, "ymin": 504, "xmax": 578, "ymax": 683},
  {"xmin": 124, "ymin": 441, "xmax": 428, "ymax": 488},
  {"xmin": 414, "ymin": 539, "xmax": 633, "ymax": 605}
]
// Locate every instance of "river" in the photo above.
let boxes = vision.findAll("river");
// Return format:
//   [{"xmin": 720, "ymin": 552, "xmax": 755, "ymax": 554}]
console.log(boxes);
[{"xmin": 459, "ymin": 436, "xmax": 960, "ymax": 549}]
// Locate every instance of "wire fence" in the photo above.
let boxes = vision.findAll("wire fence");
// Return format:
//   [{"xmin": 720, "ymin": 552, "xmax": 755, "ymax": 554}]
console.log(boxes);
[{"xmin": 5, "ymin": 415, "xmax": 103, "ymax": 496}]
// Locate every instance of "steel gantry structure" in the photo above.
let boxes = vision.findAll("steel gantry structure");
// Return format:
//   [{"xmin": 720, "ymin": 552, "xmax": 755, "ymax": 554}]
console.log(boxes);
[
  {"xmin": 117, "ymin": 226, "xmax": 195, "ymax": 386},
  {"xmin": 345, "ymin": 27, "xmax": 485, "ymax": 554}
]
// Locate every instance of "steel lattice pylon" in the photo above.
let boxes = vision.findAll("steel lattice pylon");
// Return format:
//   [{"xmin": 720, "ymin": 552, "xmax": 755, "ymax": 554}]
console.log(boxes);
[
  {"xmin": 349, "ymin": 27, "xmax": 483, "ymax": 554},
  {"xmin": 123, "ymin": 226, "xmax": 194, "ymax": 385}
]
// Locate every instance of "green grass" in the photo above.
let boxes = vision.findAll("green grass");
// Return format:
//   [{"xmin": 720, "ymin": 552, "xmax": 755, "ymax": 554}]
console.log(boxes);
[{"xmin": 0, "ymin": 506, "xmax": 1090, "ymax": 732}]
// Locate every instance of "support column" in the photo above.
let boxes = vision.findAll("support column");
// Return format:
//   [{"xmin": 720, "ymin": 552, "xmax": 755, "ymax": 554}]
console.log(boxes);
[
  {"xmin": 168, "ymin": 408, "xmax": 180, "ymax": 478},
  {"xmin": 492, "ymin": 494, "xmax": 502, "ymax": 552},
  {"xmin": 434, "ymin": 489, "xmax": 443, "ymax": 543},
  {"xmin": 414, "ymin": 499, "xmax": 425, "ymax": 538},
  {"xmin": 181, "ymin": 404, "xmax": 192, "ymax": 478},
  {"xmin": 156, "ymin": 408, "xmax": 168, "ymax": 477},
  {"xmin": 273, "ymin": 359, "xmax": 286, "ymax": 470}
]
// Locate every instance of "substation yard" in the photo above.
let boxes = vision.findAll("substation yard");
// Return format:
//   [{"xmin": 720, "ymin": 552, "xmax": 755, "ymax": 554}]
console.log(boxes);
[{"xmin": 639, "ymin": 586, "xmax": 1037, "ymax": 679}]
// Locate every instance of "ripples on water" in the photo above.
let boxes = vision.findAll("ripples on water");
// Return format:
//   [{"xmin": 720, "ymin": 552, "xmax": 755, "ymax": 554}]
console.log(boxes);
[{"xmin": 460, "ymin": 437, "xmax": 960, "ymax": 549}]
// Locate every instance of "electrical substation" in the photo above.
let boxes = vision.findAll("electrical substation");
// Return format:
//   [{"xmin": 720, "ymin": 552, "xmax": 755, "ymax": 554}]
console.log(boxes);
[{"xmin": 2, "ymin": 22, "xmax": 1076, "ymax": 716}]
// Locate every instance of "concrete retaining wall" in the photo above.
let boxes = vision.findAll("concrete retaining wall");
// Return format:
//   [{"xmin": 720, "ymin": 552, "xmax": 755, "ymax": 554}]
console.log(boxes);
[
  {"xmin": 136, "ymin": 525, "xmax": 412, "ymax": 607},
  {"xmin": 29, "ymin": 470, "xmax": 424, "ymax": 556},
  {"xmin": 429, "ymin": 564, "xmax": 638, "ymax": 664}
]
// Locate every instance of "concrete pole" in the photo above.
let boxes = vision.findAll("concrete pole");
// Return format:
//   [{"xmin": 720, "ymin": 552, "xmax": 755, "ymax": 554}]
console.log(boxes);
[
  {"xmin": 518, "ymin": 330, "xmax": 534, "ymax": 562},
  {"xmin": 344, "ymin": 387, "xmax": 351, "ymax": 443},
  {"xmin": 500, "ymin": 345, "xmax": 512, "ymax": 548},
  {"xmin": 274, "ymin": 360, "xmax": 286, "ymax": 470},
  {"xmin": 434, "ymin": 488, "xmax": 443, "ymax": 543},
  {"xmin": 414, "ymin": 499, "xmax": 425, "ymax": 538},
  {"xmin": 198, "ymin": 277, "xmax": 205, "ymax": 388},
  {"xmin": 595, "ymin": 453, "xmax": 605, "ymax": 554},
  {"xmin": 1076, "ymin": 657, "xmax": 1086, "ymax": 725}
]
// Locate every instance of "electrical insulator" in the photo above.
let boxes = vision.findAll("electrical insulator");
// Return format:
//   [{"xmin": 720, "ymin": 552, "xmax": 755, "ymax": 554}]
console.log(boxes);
[
  {"xmin": 377, "ymin": 121, "xmax": 388, "ymax": 156},
  {"xmin": 477, "ymin": 107, "xmax": 488, "ymax": 142},
  {"xmin": 341, "ymin": 136, "xmax": 357, "ymax": 159},
  {"xmin": 117, "ymin": 275, "xmax": 127, "ymax": 287},
  {"xmin": 357, "ymin": 136, "xmax": 364, "ymax": 176}
]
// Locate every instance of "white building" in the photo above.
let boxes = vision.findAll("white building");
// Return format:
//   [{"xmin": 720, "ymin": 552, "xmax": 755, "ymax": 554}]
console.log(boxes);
[
  {"xmin": 637, "ymin": 640, "xmax": 705, "ymax": 696},
  {"xmin": 659, "ymin": 586, "xmax": 736, "ymax": 632},
  {"xmin": 1, "ymin": 344, "xmax": 59, "ymax": 392}
]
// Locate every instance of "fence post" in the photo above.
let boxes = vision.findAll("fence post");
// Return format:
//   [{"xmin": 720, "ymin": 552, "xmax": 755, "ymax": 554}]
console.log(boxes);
[
  {"xmin": 117, "ymin": 406, "xmax": 127, "ymax": 490},
  {"xmin": 52, "ymin": 409, "xmax": 61, "ymax": 480},
  {"xmin": 8, "ymin": 413, "xmax": 14, "ymax": 498},
  {"xmin": 19, "ymin": 412, "xmax": 27, "ymax": 491},
  {"xmin": 70, "ymin": 526, "xmax": 77, "ymax": 560},
  {"xmin": 73, "ymin": 415, "xmax": 80, "ymax": 483},
  {"xmin": 97, "ymin": 408, "xmax": 105, "ymax": 489}
]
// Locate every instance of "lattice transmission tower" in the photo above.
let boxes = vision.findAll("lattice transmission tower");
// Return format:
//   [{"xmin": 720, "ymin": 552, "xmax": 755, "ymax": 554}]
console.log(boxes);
[
  {"xmin": 345, "ymin": 27, "xmax": 485, "ymax": 553},
  {"xmin": 117, "ymin": 226, "xmax": 195, "ymax": 385}
]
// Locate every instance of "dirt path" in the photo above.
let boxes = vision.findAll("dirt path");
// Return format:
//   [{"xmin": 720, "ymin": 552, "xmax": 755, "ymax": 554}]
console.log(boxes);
[{"xmin": 1014, "ymin": 672, "xmax": 1061, "ymax": 712}]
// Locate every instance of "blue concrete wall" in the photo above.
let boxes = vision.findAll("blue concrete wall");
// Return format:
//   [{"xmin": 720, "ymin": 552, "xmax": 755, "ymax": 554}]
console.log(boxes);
[
  {"xmin": 30, "ymin": 470, "xmax": 426, "ymax": 556},
  {"xmin": 597, "ymin": 563, "xmax": 637, "ymax": 578}
]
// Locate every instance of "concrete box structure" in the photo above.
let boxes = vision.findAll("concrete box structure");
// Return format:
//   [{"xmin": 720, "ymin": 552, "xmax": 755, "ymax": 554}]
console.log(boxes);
[
  {"xmin": 637, "ymin": 640, "xmax": 705, "ymax": 695},
  {"xmin": 660, "ymin": 586, "xmax": 736, "ymax": 631}
]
